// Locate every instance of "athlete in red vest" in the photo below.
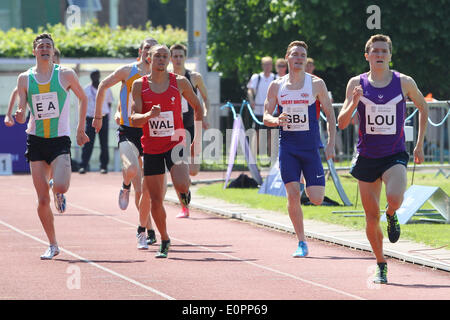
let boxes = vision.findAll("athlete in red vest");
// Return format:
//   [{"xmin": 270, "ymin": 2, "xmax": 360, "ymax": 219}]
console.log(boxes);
[{"xmin": 130, "ymin": 44, "xmax": 204, "ymax": 258}]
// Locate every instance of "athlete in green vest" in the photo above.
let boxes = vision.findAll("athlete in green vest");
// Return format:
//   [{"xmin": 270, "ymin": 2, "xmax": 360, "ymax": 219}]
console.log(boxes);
[{"xmin": 15, "ymin": 33, "xmax": 89, "ymax": 260}]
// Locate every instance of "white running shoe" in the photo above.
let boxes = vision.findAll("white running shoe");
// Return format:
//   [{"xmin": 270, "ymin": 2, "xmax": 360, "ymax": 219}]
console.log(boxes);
[
  {"xmin": 118, "ymin": 188, "xmax": 130, "ymax": 210},
  {"xmin": 137, "ymin": 232, "xmax": 148, "ymax": 250},
  {"xmin": 40, "ymin": 244, "xmax": 60, "ymax": 260},
  {"xmin": 49, "ymin": 179, "xmax": 66, "ymax": 213}
]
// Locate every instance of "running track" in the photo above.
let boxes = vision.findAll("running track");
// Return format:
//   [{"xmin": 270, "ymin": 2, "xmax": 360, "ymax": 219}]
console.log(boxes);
[{"xmin": 0, "ymin": 173, "xmax": 449, "ymax": 301}]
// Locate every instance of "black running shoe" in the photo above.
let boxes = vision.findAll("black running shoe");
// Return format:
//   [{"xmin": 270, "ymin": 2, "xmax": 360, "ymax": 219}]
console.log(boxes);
[
  {"xmin": 156, "ymin": 239, "xmax": 171, "ymax": 258},
  {"xmin": 373, "ymin": 263, "xmax": 388, "ymax": 284},
  {"xmin": 386, "ymin": 212, "xmax": 401, "ymax": 243},
  {"xmin": 180, "ymin": 190, "xmax": 191, "ymax": 207},
  {"xmin": 146, "ymin": 229, "xmax": 157, "ymax": 245}
]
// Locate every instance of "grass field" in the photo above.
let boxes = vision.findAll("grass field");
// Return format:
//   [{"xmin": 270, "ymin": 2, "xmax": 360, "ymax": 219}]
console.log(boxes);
[{"xmin": 197, "ymin": 172, "xmax": 450, "ymax": 249}]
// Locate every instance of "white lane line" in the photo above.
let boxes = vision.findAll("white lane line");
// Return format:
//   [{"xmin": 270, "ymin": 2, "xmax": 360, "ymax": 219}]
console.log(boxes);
[
  {"xmin": 174, "ymin": 238, "xmax": 365, "ymax": 300},
  {"xmin": 0, "ymin": 219, "xmax": 175, "ymax": 301},
  {"xmin": 71, "ymin": 203, "xmax": 365, "ymax": 300}
]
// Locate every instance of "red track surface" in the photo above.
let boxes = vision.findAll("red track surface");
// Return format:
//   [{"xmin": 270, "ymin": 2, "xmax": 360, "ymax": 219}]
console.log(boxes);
[{"xmin": 0, "ymin": 173, "xmax": 449, "ymax": 300}]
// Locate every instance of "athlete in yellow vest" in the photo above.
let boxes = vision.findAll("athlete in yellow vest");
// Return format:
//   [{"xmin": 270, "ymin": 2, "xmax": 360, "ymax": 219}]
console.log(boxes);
[
  {"xmin": 15, "ymin": 33, "xmax": 89, "ymax": 260},
  {"xmin": 92, "ymin": 37, "xmax": 159, "ymax": 249}
]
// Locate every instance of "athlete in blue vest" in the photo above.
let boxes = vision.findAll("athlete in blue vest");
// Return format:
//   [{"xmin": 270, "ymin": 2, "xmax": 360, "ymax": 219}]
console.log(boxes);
[
  {"xmin": 92, "ymin": 38, "xmax": 158, "ymax": 249},
  {"xmin": 264, "ymin": 41, "xmax": 336, "ymax": 258}
]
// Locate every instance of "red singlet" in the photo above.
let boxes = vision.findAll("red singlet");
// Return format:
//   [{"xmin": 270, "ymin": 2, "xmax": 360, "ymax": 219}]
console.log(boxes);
[{"xmin": 141, "ymin": 73, "xmax": 185, "ymax": 154}]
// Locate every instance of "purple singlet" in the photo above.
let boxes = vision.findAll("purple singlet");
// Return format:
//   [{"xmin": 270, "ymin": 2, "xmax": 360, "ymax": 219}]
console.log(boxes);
[{"xmin": 356, "ymin": 71, "xmax": 406, "ymax": 158}]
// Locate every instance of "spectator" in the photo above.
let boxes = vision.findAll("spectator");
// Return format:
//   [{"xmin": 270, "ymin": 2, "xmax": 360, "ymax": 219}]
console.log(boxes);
[
  {"xmin": 305, "ymin": 57, "xmax": 315, "ymax": 74},
  {"xmin": 247, "ymin": 56, "xmax": 276, "ymax": 157},
  {"xmin": 79, "ymin": 70, "xmax": 113, "ymax": 174},
  {"xmin": 275, "ymin": 58, "xmax": 288, "ymax": 78}
]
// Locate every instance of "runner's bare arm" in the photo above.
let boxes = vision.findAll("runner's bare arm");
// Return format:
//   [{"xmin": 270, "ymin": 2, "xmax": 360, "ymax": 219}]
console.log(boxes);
[
  {"xmin": 115, "ymin": 101, "xmax": 122, "ymax": 125},
  {"xmin": 192, "ymin": 72, "xmax": 210, "ymax": 117},
  {"xmin": 93, "ymin": 65, "xmax": 130, "ymax": 132},
  {"xmin": 179, "ymin": 77, "xmax": 204, "ymax": 122},
  {"xmin": 315, "ymin": 78, "xmax": 336, "ymax": 160},
  {"xmin": 338, "ymin": 76, "xmax": 361, "ymax": 129},
  {"xmin": 192, "ymin": 72, "xmax": 210, "ymax": 129},
  {"xmin": 129, "ymin": 79, "xmax": 160, "ymax": 127},
  {"xmin": 14, "ymin": 74, "xmax": 28, "ymax": 124},
  {"xmin": 401, "ymin": 75, "xmax": 428, "ymax": 164},
  {"xmin": 263, "ymin": 81, "xmax": 284, "ymax": 127},
  {"xmin": 63, "ymin": 69, "xmax": 90, "ymax": 146},
  {"xmin": 4, "ymin": 87, "xmax": 18, "ymax": 126}
]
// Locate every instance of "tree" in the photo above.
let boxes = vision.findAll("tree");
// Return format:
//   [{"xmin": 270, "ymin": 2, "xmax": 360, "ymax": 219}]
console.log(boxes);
[{"xmin": 207, "ymin": 0, "xmax": 450, "ymax": 102}]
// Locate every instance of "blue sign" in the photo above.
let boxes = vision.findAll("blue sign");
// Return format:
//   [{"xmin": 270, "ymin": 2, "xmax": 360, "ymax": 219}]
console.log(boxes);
[{"xmin": 0, "ymin": 115, "xmax": 30, "ymax": 173}]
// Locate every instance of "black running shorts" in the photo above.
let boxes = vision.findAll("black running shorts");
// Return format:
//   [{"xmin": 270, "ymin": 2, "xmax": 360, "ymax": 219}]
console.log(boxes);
[
  {"xmin": 143, "ymin": 147, "xmax": 187, "ymax": 176},
  {"xmin": 350, "ymin": 151, "xmax": 409, "ymax": 183},
  {"xmin": 25, "ymin": 134, "xmax": 71, "ymax": 165},
  {"xmin": 117, "ymin": 125, "xmax": 143, "ymax": 156}
]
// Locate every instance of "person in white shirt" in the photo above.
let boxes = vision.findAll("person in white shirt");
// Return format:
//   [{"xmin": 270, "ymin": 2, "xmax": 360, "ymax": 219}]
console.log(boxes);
[
  {"xmin": 247, "ymin": 56, "xmax": 276, "ymax": 157},
  {"xmin": 79, "ymin": 70, "xmax": 113, "ymax": 174},
  {"xmin": 247, "ymin": 56, "xmax": 276, "ymax": 125}
]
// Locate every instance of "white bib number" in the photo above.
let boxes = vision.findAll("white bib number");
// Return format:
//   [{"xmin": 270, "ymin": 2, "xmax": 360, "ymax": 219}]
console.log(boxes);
[
  {"xmin": 148, "ymin": 111, "xmax": 175, "ymax": 137},
  {"xmin": 283, "ymin": 105, "xmax": 309, "ymax": 131},
  {"xmin": 31, "ymin": 92, "xmax": 60, "ymax": 120},
  {"xmin": 365, "ymin": 104, "xmax": 396, "ymax": 135}
]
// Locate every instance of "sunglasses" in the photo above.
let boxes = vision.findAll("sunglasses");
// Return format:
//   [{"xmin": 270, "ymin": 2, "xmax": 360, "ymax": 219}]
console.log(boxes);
[{"xmin": 276, "ymin": 65, "xmax": 287, "ymax": 68}]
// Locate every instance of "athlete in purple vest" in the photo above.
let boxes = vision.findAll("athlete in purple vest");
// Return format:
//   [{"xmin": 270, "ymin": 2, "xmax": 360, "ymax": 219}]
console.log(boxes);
[
  {"xmin": 338, "ymin": 34, "xmax": 428, "ymax": 284},
  {"xmin": 264, "ymin": 40, "xmax": 336, "ymax": 258}
]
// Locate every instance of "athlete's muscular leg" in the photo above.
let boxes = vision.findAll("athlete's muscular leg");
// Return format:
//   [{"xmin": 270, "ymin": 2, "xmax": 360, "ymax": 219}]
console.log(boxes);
[
  {"xmin": 304, "ymin": 185, "xmax": 325, "ymax": 206},
  {"xmin": 139, "ymin": 174, "xmax": 167, "ymax": 230},
  {"xmin": 30, "ymin": 161, "xmax": 57, "ymax": 245},
  {"xmin": 285, "ymin": 181, "xmax": 306, "ymax": 242},
  {"xmin": 132, "ymin": 156, "xmax": 143, "ymax": 211},
  {"xmin": 119, "ymin": 141, "xmax": 140, "ymax": 186},
  {"xmin": 145, "ymin": 174, "xmax": 169, "ymax": 241},
  {"xmin": 170, "ymin": 162, "xmax": 190, "ymax": 195},
  {"xmin": 50, "ymin": 153, "xmax": 71, "ymax": 194},
  {"xmin": 382, "ymin": 164, "xmax": 407, "ymax": 216},
  {"xmin": 359, "ymin": 179, "xmax": 385, "ymax": 263}
]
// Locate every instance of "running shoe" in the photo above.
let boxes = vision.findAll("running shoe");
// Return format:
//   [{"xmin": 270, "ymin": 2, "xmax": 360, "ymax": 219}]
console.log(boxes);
[
  {"xmin": 40, "ymin": 244, "xmax": 60, "ymax": 260},
  {"xmin": 146, "ymin": 229, "xmax": 157, "ymax": 245},
  {"xmin": 137, "ymin": 232, "xmax": 148, "ymax": 250},
  {"xmin": 176, "ymin": 207, "xmax": 190, "ymax": 218},
  {"xmin": 180, "ymin": 190, "xmax": 191, "ymax": 207},
  {"xmin": 118, "ymin": 187, "xmax": 130, "ymax": 210},
  {"xmin": 386, "ymin": 212, "xmax": 401, "ymax": 243},
  {"xmin": 49, "ymin": 179, "xmax": 66, "ymax": 213},
  {"xmin": 292, "ymin": 241, "xmax": 309, "ymax": 258},
  {"xmin": 155, "ymin": 239, "xmax": 171, "ymax": 258},
  {"xmin": 373, "ymin": 262, "xmax": 388, "ymax": 284}
]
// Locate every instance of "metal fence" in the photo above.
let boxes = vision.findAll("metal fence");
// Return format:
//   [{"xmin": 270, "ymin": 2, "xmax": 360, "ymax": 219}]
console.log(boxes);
[
  {"xmin": 218, "ymin": 101, "xmax": 450, "ymax": 164},
  {"xmin": 69, "ymin": 100, "xmax": 449, "ymax": 172}
]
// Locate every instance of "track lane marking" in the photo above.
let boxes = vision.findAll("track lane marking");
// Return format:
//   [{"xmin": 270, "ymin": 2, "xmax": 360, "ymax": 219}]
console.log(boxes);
[
  {"xmin": 0, "ymin": 219, "xmax": 175, "ymax": 300},
  {"xmin": 71, "ymin": 202, "xmax": 366, "ymax": 300}
]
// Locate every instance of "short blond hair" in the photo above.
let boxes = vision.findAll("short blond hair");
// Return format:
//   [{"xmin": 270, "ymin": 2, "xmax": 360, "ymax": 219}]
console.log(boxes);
[
  {"xmin": 275, "ymin": 58, "xmax": 287, "ymax": 66},
  {"xmin": 261, "ymin": 56, "xmax": 272, "ymax": 64},
  {"xmin": 365, "ymin": 34, "xmax": 392, "ymax": 53}
]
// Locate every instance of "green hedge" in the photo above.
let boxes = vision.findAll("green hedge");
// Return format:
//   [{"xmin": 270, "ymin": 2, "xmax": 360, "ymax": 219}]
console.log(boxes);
[{"xmin": 0, "ymin": 21, "xmax": 187, "ymax": 58}]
